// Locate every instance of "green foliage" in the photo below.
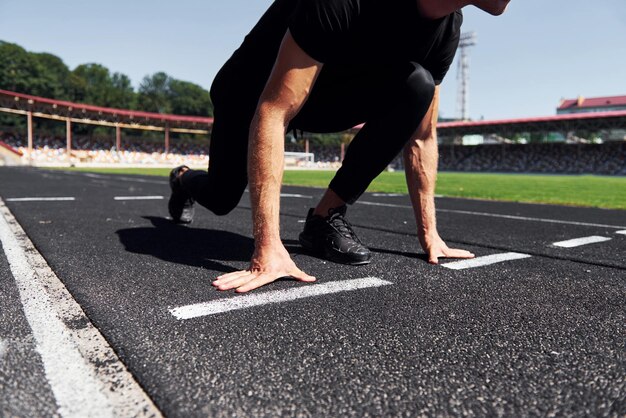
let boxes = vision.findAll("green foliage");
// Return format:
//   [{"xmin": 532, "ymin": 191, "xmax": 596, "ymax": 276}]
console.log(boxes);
[
  {"xmin": 110, "ymin": 72, "xmax": 135, "ymax": 109},
  {"xmin": 169, "ymin": 79, "xmax": 213, "ymax": 117},
  {"xmin": 31, "ymin": 52, "xmax": 72, "ymax": 99},
  {"xmin": 0, "ymin": 40, "xmax": 213, "ymax": 116},
  {"xmin": 0, "ymin": 41, "xmax": 54, "ymax": 96},
  {"xmin": 137, "ymin": 72, "xmax": 172, "ymax": 113},
  {"xmin": 137, "ymin": 73, "xmax": 213, "ymax": 116},
  {"xmin": 72, "ymin": 63, "xmax": 114, "ymax": 106},
  {"xmin": 68, "ymin": 64, "xmax": 136, "ymax": 110}
]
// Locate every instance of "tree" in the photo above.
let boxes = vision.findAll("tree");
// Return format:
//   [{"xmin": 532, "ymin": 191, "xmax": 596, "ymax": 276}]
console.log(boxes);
[
  {"xmin": 0, "ymin": 40, "xmax": 214, "ymax": 118},
  {"xmin": 110, "ymin": 72, "xmax": 135, "ymax": 109},
  {"xmin": 68, "ymin": 64, "xmax": 136, "ymax": 109},
  {"xmin": 71, "ymin": 63, "xmax": 115, "ymax": 106},
  {"xmin": 137, "ymin": 72, "xmax": 172, "ymax": 114},
  {"xmin": 169, "ymin": 79, "xmax": 213, "ymax": 116},
  {"xmin": 32, "ymin": 52, "xmax": 72, "ymax": 100},
  {"xmin": 0, "ymin": 41, "xmax": 52, "ymax": 96},
  {"xmin": 137, "ymin": 72, "xmax": 214, "ymax": 116}
]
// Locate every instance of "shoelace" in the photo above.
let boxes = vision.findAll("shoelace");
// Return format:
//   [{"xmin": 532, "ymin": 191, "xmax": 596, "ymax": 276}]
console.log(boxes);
[{"xmin": 328, "ymin": 212, "xmax": 362, "ymax": 243}]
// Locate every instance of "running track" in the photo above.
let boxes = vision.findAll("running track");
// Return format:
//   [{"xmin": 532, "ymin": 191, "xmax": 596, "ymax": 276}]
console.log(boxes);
[{"xmin": 0, "ymin": 167, "xmax": 624, "ymax": 417}]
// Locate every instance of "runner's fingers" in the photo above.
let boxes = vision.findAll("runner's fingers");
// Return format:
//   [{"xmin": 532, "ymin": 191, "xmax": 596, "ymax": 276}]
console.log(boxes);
[
  {"xmin": 428, "ymin": 252, "xmax": 441, "ymax": 265},
  {"xmin": 213, "ymin": 270, "xmax": 249, "ymax": 285},
  {"xmin": 215, "ymin": 271, "xmax": 252, "ymax": 284},
  {"xmin": 216, "ymin": 274, "xmax": 257, "ymax": 290},
  {"xmin": 236, "ymin": 273, "xmax": 277, "ymax": 293},
  {"xmin": 443, "ymin": 248, "xmax": 475, "ymax": 259},
  {"xmin": 289, "ymin": 267, "xmax": 316, "ymax": 282}
]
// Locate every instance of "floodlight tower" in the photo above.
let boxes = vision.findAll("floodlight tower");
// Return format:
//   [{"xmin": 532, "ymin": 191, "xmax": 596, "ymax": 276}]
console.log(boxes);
[{"xmin": 456, "ymin": 32, "xmax": 477, "ymax": 121}]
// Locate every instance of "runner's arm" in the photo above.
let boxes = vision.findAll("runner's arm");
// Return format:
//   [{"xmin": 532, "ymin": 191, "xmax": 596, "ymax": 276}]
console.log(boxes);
[
  {"xmin": 402, "ymin": 85, "xmax": 475, "ymax": 264},
  {"xmin": 213, "ymin": 30, "xmax": 322, "ymax": 292}
]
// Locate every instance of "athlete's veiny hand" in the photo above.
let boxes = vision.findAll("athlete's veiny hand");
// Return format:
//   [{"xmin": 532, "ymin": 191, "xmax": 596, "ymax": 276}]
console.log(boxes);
[
  {"xmin": 212, "ymin": 243, "xmax": 316, "ymax": 293},
  {"xmin": 418, "ymin": 230, "xmax": 475, "ymax": 264}
]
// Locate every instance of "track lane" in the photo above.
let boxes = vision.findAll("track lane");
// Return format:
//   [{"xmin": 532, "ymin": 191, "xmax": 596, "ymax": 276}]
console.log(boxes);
[{"xmin": 1, "ymin": 166, "xmax": 624, "ymax": 417}]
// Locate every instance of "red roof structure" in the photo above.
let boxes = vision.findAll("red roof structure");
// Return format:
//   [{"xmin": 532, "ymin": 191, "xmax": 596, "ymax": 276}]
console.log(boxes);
[
  {"xmin": 0, "ymin": 89, "xmax": 213, "ymax": 132},
  {"xmin": 352, "ymin": 109, "xmax": 626, "ymax": 138},
  {"xmin": 0, "ymin": 89, "xmax": 213, "ymax": 155},
  {"xmin": 558, "ymin": 95, "xmax": 626, "ymax": 112},
  {"xmin": 436, "ymin": 110, "xmax": 626, "ymax": 138},
  {"xmin": 2, "ymin": 89, "xmax": 624, "ymax": 145}
]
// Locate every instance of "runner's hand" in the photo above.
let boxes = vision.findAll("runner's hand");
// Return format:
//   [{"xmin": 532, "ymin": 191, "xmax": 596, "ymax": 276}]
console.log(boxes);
[
  {"xmin": 418, "ymin": 231, "xmax": 475, "ymax": 265},
  {"xmin": 212, "ymin": 243, "xmax": 316, "ymax": 293}
]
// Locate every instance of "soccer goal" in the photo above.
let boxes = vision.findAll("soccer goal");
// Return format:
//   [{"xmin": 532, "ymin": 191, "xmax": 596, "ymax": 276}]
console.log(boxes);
[{"xmin": 284, "ymin": 151, "xmax": 315, "ymax": 167}]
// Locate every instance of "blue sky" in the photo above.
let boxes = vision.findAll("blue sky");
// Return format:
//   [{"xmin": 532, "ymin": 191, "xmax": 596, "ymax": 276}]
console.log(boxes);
[{"xmin": 1, "ymin": 0, "xmax": 625, "ymax": 120}]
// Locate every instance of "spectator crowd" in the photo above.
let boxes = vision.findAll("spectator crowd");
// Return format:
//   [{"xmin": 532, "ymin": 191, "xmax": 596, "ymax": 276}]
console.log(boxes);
[
  {"xmin": 436, "ymin": 142, "xmax": 625, "ymax": 175},
  {"xmin": 1, "ymin": 130, "xmax": 624, "ymax": 175},
  {"xmin": 0, "ymin": 131, "xmax": 209, "ymax": 167}
]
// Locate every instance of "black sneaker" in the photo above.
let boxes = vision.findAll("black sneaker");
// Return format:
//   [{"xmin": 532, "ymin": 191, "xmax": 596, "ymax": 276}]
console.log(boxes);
[
  {"xmin": 299, "ymin": 206, "xmax": 371, "ymax": 265},
  {"xmin": 168, "ymin": 165, "xmax": 195, "ymax": 224}
]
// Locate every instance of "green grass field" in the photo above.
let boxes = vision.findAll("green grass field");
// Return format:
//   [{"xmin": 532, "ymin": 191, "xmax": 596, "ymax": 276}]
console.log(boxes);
[{"xmin": 54, "ymin": 167, "xmax": 626, "ymax": 210}]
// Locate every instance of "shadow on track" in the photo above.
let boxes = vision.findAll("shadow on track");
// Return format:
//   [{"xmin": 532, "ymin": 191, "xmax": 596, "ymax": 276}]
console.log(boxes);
[
  {"xmin": 369, "ymin": 246, "xmax": 428, "ymax": 262},
  {"xmin": 116, "ymin": 216, "xmax": 418, "ymax": 276},
  {"xmin": 115, "ymin": 216, "xmax": 256, "ymax": 274},
  {"xmin": 115, "ymin": 217, "xmax": 314, "ymax": 276}
]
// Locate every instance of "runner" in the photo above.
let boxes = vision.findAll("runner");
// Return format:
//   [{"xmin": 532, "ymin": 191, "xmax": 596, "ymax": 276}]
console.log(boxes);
[{"xmin": 168, "ymin": 0, "xmax": 511, "ymax": 292}]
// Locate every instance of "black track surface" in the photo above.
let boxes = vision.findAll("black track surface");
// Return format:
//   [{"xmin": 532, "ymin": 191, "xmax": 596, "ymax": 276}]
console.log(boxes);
[{"xmin": 0, "ymin": 167, "xmax": 624, "ymax": 417}]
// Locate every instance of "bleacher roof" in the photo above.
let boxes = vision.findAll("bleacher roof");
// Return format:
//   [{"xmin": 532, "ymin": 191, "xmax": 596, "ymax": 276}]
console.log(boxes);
[{"xmin": 0, "ymin": 89, "xmax": 213, "ymax": 133}]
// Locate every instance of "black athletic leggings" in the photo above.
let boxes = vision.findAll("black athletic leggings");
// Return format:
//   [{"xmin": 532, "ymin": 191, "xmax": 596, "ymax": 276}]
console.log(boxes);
[{"xmin": 181, "ymin": 61, "xmax": 435, "ymax": 215}]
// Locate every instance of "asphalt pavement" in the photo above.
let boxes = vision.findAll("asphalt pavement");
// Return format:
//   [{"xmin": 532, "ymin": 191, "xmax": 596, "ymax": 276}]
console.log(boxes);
[{"xmin": 0, "ymin": 166, "xmax": 624, "ymax": 417}]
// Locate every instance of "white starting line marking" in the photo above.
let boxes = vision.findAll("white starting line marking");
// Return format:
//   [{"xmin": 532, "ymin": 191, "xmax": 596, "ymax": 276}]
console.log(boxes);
[
  {"xmin": 67, "ymin": 171, "xmax": 166, "ymax": 185},
  {"xmin": 357, "ymin": 201, "xmax": 626, "ymax": 230},
  {"xmin": 616, "ymin": 230, "xmax": 626, "ymax": 235},
  {"xmin": 280, "ymin": 193, "xmax": 312, "ymax": 199},
  {"xmin": 6, "ymin": 197, "xmax": 75, "ymax": 202},
  {"xmin": 371, "ymin": 193, "xmax": 405, "ymax": 197},
  {"xmin": 368, "ymin": 193, "xmax": 445, "ymax": 198},
  {"xmin": 0, "ymin": 198, "xmax": 161, "ymax": 417},
  {"xmin": 0, "ymin": 338, "xmax": 7, "ymax": 361},
  {"xmin": 114, "ymin": 196, "xmax": 164, "ymax": 201},
  {"xmin": 170, "ymin": 277, "xmax": 392, "ymax": 320},
  {"xmin": 552, "ymin": 236, "xmax": 612, "ymax": 248},
  {"xmin": 442, "ymin": 252, "xmax": 532, "ymax": 270}
]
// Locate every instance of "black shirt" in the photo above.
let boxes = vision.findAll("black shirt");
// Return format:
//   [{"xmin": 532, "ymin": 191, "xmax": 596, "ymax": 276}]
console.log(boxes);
[{"xmin": 230, "ymin": 0, "xmax": 462, "ymax": 85}]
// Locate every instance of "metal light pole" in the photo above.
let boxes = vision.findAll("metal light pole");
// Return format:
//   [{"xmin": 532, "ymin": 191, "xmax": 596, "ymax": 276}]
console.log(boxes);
[{"xmin": 456, "ymin": 32, "xmax": 477, "ymax": 121}]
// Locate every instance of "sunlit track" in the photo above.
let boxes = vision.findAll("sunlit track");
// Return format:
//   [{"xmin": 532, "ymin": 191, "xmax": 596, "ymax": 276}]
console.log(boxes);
[{"xmin": 0, "ymin": 166, "xmax": 623, "ymax": 417}]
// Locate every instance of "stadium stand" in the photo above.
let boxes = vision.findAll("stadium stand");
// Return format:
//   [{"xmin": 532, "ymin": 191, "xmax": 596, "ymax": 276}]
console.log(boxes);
[
  {"xmin": 0, "ymin": 131, "xmax": 209, "ymax": 167},
  {"xmin": 437, "ymin": 142, "xmax": 626, "ymax": 175},
  {"xmin": 1, "ymin": 89, "xmax": 624, "ymax": 174},
  {"xmin": 3, "ymin": 129, "xmax": 624, "ymax": 175}
]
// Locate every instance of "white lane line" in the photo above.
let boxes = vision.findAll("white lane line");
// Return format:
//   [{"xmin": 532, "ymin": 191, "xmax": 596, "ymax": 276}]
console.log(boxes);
[
  {"xmin": 441, "ymin": 252, "xmax": 532, "ymax": 270},
  {"xmin": 114, "ymin": 196, "xmax": 164, "ymax": 201},
  {"xmin": 370, "ymin": 193, "xmax": 444, "ymax": 198},
  {"xmin": 616, "ymin": 230, "xmax": 626, "ymax": 235},
  {"xmin": 63, "ymin": 171, "xmax": 166, "ymax": 185},
  {"xmin": 357, "ymin": 201, "xmax": 626, "ymax": 229},
  {"xmin": 280, "ymin": 193, "xmax": 312, "ymax": 199},
  {"xmin": 552, "ymin": 236, "xmax": 612, "ymax": 248},
  {"xmin": 0, "ymin": 338, "xmax": 7, "ymax": 361},
  {"xmin": 0, "ymin": 198, "xmax": 161, "ymax": 417},
  {"xmin": 372, "ymin": 193, "xmax": 405, "ymax": 197},
  {"xmin": 171, "ymin": 277, "xmax": 392, "ymax": 320},
  {"xmin": 6, "ymin": 197, "xmax": 75, "ymax": 202},
  {"xmin": 358, "ymin": 201, "xmax": 410, "ymax": 209}
]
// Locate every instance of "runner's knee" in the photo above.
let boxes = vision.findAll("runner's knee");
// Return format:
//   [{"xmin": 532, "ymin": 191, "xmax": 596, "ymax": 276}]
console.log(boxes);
[
  {"xmin": 404, "ymin": 63, "xmax": 435, "ymax": 109},
  {"xmin": 205, "ymin": 182, "xmax": 247, "ymax": 216},
  {"xmin": 390, "ymin": 63, "xmax": 436, "ymax": 139}
]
